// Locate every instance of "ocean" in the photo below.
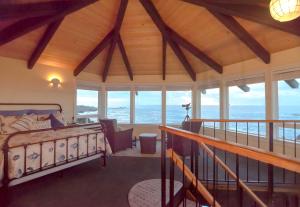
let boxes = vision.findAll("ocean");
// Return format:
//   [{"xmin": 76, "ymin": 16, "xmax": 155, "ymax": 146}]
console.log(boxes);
[{"xmin": 79, "ymin": 105, "xmax": 300, "ymax": 140}]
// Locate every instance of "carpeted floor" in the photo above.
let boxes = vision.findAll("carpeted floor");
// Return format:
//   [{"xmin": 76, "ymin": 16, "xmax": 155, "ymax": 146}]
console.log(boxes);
[{"xmin": 8, "ymin": 156, "xmax": 162, "ymax": 207}]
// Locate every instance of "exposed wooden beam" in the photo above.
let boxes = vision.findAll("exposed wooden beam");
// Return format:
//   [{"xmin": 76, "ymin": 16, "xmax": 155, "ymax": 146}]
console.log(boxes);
[
  {"xmin": 167, "ymin": 27, "xmax": 223, "ymax": 73},
  {"xmin": 140, "ymin": 0, "xmax": 196, "ymax": 81},
  {"xmin": 183, "ymin": 0, "xmax": 300, "ymax": 36},
  {"xmin": 73, "ymin": 30, "xmax": 114, "ymax": 76},
  {"xmin": 117, "ymin": 34, "xmax": 133, "ymax": 81},
  {"xmin": 0, "ymin": 1, "xmax": 82, "ymax": 19},
  {"xmin": 0, "ymin": 0, "xmax": 98, "ymax": 46},
  {"xmin": 102, "ymin": 0, "xmax": 128, "ymax": 82},
  {"xmin": 162, "ymin": 36, "xmax": 167, "ymax": 80},
  {"xmin": 210, "ymin": 11, "xmax": 270, "ymax": 64},
  {"xmin": 28, "ymin": 19, "xmax": 64, "ymax": 69}
]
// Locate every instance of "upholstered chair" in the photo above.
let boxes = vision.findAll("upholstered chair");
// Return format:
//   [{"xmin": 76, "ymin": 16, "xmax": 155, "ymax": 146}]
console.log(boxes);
[
  {"xmin": 167, "ymin": 121, "xmax": 202, "ymax": 156},
  {"xmin": 100, "ymin": 119, "xmax": 133, "ymax": 153}
]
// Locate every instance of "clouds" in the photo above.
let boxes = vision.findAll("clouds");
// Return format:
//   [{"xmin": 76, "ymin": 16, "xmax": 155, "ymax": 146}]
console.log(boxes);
[
  {"xmin": 77, "ymin": 89, "xmax": 98, "ymax": 107},
  {"xmin": 201, "ymin": 88, "xmax": 219, "ymax": 106},
  {"xmin": 229, "ymin": 83, "xmax": 265, "ymax": 106}
]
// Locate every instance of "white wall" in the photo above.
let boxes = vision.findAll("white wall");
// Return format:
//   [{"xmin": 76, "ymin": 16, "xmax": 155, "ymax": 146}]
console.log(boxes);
[{"xmin": 0, "ymin": 56, "xmax": 76, "ymax": 121}]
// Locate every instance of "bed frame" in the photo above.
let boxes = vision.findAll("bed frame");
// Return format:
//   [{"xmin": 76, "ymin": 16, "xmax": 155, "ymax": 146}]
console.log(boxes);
[{"xmin": 0, "ymin": 103, "xmax": 107, "ymax": 205}]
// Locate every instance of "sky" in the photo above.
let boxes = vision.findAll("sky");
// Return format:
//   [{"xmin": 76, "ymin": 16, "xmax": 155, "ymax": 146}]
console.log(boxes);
[{"xmin": 77, "ymin": 79, "xmax": 300, "ymax": 107}]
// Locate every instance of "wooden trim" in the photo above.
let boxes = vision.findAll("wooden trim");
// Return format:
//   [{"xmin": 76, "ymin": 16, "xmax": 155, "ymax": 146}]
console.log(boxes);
[
  {"xmin": 162, "ymin": 36, "xmax": 167, "ymax": 80},
  {"xmin": 160, "ymin": 125, "xmax": 300, "ymax": 173},
  {"xmin": 139, "ymin": 0, "xmax": 196, "ymax": 81},
  {"xmin": 102, "ymin": 40, "xmax": 116, "ymax": 82},
  {"xmin": 199, "ymin": 142, "xmax": 266, "ymax": 207},
  {"xmin": 117, "ymin": 34, "xmax": 133, "ymax": 81},
  {"xmin": 28, "ymin": 19, "xmax": 64, "ymax": 69},
  {"xmin": 0, "ymin": 1, "xmax": 83, "ymax": 19},
  {"xmin": 0, "ymin": 0, "xmax": 98, "ymax": 46},
  {"xmin": 102, "ymin": 0, "xmax": 128, "ymax": 82},
  {"xmin": 73, "ymin": 30, "xmax": 114, "ymax": 76},
  {"xmin": 183, "ymin": 0, "xmax": 300, "ymax": 36},
  {"xmin": 209, "ymin": 11, "xmax": 270, "ymax": 64},
  {"xmin": 168, "ymin": 27, "xmax": 223, "ymax": 74},
  {"xmin": 167, "ymin": 149, "xmax": 221, "ymax": 207}
]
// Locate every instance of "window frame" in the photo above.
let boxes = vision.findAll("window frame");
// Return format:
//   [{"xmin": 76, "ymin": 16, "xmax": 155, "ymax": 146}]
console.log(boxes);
[{"xmin": 75, "ymin": 87, "xmax": 100, "ymax": 124}]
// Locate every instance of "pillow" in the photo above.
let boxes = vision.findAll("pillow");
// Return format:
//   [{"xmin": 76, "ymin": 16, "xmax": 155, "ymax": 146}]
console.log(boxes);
[
  {"xmin": 11, "ymin": 114, "xmax": 36, "ymax": 132},
  {"xmin": 54, "ymin": 112, "xmax": 66, "ymax": 126},
  {"xmin": 37, "ymin": 114, "xmax": 50, "ymax": 121},
  {"xmin": 49, "ymin": 114, "xmax": 64, "ymax": 129},
  {"xmin": 0, "ymin": 115, "xmax": 19, "ymax": 134},
  {"xmin": 32, "ymin": 120, "xmax": 51, "ymax": 130}
]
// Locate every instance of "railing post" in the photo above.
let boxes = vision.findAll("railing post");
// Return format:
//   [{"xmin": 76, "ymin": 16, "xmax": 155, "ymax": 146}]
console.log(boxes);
[
  {"xmin": 169, "ymin": 134, "xmax": 174, "ymax": 207},
  {"xmin": 268, "ymin": 122, "xmax": 274, "ymax": 198},
  {"xmin": 161, "ymin": 130, "xmax": 166, "ymax": 207}
]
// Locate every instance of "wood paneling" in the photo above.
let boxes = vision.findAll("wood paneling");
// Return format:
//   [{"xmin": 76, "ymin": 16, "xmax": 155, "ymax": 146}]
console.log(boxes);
[{"xmin": 0, "ymin": 0, "xmax": 299, "ymax": 77}]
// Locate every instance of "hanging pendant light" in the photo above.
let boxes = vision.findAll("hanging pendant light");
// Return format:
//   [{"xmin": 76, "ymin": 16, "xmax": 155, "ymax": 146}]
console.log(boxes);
[{"xmin": 270, "ymin": 0, "xmax": 300, "ymax": 22}]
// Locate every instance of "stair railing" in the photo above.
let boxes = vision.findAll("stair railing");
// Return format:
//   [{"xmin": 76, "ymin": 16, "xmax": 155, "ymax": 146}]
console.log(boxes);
[{"xmin": 160, "ymin": 121, "xmax": 300, "ymax": 207}]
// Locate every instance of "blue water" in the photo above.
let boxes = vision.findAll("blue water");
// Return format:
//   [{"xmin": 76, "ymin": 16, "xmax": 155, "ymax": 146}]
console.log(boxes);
[
  {"xmin": 80, "ymin": 105, "xmax": 300, "ymax": 140},
  {"xmin": 107, "ymin": 105, "xmax": 191, "ymax": 124}
]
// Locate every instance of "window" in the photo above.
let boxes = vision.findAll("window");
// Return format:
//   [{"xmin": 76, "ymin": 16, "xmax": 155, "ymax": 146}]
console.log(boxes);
[
  {"xmin": 166, "ymin": 90, "xmax": 192, "ymax": 124},
  {"xmin": 76, "ymin": 89, "xmax": 99, "ymax": 123},
  {"xmin": 107, "ymin": 91, "xmax": 130, "ymax": 123},
  {"xmin": 135, "ymin": 91, "xmax": 162, "ymax": 124},
  {"xmin": 278, "ymin": 78, "xmax": 300, "ymax": 120},
  {"xmin": 228, "ymin": 82, "xmax": 266, "ymax": 134},
  {"xmin": 277, "ymin": 78, "xmax": 300, "ymax": 140},
  {"xmin": 200, "ymin": 88, "xmax": 220, "ymax": 119},
  {"xmin": 200, "ymin": 87, "xmax": 220, "ymax": 128}
]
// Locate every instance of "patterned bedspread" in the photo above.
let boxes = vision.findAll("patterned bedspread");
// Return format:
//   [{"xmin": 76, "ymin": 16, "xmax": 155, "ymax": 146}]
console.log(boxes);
[{"xmin": 0, "ymin": 126, "xmax": 112, "ymax": 181}]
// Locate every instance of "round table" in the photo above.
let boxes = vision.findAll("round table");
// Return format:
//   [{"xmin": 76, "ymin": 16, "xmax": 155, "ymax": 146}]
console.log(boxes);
[{"xmin": 128, "ymin": 179, "xmax": 182, "ymax": 207}]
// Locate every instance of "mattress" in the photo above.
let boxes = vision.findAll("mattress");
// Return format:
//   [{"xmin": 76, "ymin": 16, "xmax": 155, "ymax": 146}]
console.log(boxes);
[{"xmin": 0, "ymin": 126, "xmax": 112, "ymax": 182}]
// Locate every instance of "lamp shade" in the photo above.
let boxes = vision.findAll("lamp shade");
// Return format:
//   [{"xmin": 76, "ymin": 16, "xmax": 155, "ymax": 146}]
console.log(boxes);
[{"xmin": 270, "ymin": 0, "xmax": 300, "ymax": 22}]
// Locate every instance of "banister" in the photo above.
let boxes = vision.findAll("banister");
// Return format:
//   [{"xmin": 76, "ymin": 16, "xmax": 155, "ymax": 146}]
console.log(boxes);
[
  {"xmin": 159, "ymin": 125, "xmax": 300, "ymax": 174},
  {"xmin": 199, "ymin": 142, "xmax": 266, "ymax": 207},
  {"xmin": 166, "ymin": 149, "xmax": 221, "ymax": 207},
  {"xmin": 191, "ymin": 118, "xmax": 300, "ymax": 123}
]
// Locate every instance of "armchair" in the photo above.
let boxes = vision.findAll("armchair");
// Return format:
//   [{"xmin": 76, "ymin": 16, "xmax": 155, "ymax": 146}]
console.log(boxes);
[
  {"xmin": 100, "ymin": 119, "xmax": 133, "ymax": 153},
  {"xmin": 167, "ymin": 121, "xmax": 202, "ymax": 156}
]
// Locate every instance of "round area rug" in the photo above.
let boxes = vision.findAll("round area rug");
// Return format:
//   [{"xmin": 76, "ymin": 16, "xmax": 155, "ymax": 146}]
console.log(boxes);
[{"xmin": 128, "ymin": 179, "xmax": 195, "ymax": 207}]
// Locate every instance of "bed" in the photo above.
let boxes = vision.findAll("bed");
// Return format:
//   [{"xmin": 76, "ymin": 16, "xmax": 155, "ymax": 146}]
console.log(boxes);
[{"xmin": 0, "ymin": 103, "xmax": 112, "ymax": 193}]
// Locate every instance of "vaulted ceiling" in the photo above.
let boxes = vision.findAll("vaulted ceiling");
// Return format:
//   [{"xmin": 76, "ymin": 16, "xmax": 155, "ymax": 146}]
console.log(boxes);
[{"xmin": 0, "ymin": 0, "xmax": 300, "ymax": 81}]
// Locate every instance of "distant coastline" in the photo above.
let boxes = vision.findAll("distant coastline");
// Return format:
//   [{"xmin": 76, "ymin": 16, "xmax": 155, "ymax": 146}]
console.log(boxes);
[{"xmin": 77, "ymin": 105, "xmax": 97, "ymax": 113}]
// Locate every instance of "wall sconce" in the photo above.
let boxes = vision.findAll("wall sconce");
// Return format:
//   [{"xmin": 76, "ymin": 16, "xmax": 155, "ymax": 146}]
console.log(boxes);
[{"xmin": 49, "ymin": 78, "xmax": 62, "ymax": 88}]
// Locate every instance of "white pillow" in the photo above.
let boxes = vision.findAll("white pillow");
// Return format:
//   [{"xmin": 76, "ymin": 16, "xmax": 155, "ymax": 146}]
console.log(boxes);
[
  {"xmin": 32, "ymin": 120, "xmax": 51, "ymax": 130},
  {"xmin": 11, "ymin": 114, "xmax": 36, "ymax": 131}
]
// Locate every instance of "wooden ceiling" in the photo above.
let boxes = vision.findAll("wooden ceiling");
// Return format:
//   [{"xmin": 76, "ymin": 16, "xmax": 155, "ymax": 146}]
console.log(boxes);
[{"xmin": 0, "ymin": 0, "xmax": 300, "ymax": 81}]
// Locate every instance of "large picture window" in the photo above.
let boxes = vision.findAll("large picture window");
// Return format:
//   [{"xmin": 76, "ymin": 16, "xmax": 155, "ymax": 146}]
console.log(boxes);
[
  {"xmin": 107, "ymin": 91, "xmax": 130, "ymax": 123},
  {"xmin": 228, "ymin": 82, "xmax": 265, "ymax": 134},
  {"xmin": 135, "ymin": 91, "xmax": 162, "ymax": 124},
  {"xmin": 200, "ymin": 88, "xmax": 220, "ymax": 119},
  {"xmin": 200, "ymin": 87, "xmax": 220, "ymax": 128},
  {"xmin": 166, "ymin": 90, "xmax": 192, "ymax": 124},
  {"xmin": 277, "ymin": 78, "xmax": 300, "ymax": 140},
  {"xmin": 76, "ymin": 89, "xmax": 99, "ymax": 123}
]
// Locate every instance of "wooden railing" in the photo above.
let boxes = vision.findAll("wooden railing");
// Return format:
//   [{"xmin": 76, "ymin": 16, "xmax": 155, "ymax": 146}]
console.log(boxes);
[
  {"xmin": 160, "ymin": 123, "xmax": 300, "ymax": 207},
  {"xmin": 160, "ymin": 125, "xmax": 300, "ymax": 174},
  {"xmin": 167, "ymin": 149, "xmax": 221, "ymax": 207}
]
